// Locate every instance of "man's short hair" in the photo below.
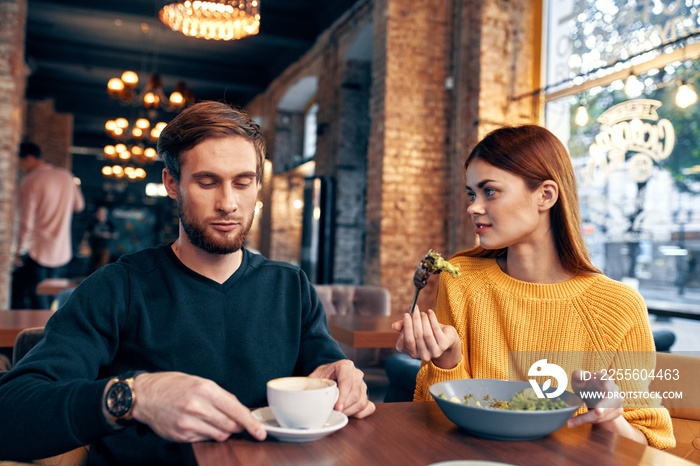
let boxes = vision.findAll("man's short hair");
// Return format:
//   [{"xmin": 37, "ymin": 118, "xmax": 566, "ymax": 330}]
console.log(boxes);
[
  {"xmin": 157, "ymin": 101, "xmax": 266, "ymax": 184},
  {"xmin": 19, "ymin": 142, "xmax": 41, "ymax": 159}
]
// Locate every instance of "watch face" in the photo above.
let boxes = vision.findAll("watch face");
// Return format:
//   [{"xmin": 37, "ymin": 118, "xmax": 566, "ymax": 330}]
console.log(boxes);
[{"xmin": 106, "ymin": 381, "xmax": 133, "ymax": 418}]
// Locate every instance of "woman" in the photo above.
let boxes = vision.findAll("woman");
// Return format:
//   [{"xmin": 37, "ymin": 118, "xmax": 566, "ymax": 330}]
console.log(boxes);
[{"xmin": 394, "ymin": 125, "xmax": 674, "ymax": 449}]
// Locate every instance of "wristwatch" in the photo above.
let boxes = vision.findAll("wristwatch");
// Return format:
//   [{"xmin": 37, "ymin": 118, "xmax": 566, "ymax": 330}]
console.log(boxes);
[{"xmin": 104, "ymin": 372, "xmax": 142, "ymax": 426}]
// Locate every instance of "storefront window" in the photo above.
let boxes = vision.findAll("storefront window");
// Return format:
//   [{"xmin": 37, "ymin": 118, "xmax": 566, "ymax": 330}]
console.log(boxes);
[{"xmin": 545, "ymin": 0, "xmax": 700, "ymax": 302}]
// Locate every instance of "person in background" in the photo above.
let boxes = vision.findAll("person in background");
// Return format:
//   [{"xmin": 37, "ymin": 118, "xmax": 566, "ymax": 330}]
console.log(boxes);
[
  {"xmin": 81, "ymin": 205, "xmax": 117, "ymax": 274},
  {"xmin": 393, "ymin": 125, "xmax": 675, "ymax": 449},
  {"xmin": 11, "ymin": 141, "xmax": 85, "ymax": 309},
  {"xmin": 0, "ymin": 101, "xmax": 375, "ymax": 464}
]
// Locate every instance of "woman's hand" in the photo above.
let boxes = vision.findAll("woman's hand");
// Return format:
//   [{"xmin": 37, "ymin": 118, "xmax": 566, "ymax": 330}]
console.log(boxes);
[
  {"xmin": 391, "ymin": 305, "xmax": 461, "ymax": 369},
  {"xmin": 568, "ymin": 369, "xmax": 648, "ymax": 445}
]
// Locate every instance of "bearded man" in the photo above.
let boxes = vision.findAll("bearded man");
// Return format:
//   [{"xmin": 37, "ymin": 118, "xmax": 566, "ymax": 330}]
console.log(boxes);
[{"xmin": 0, "ymin": 102, "xmax": 374, "ymax": 465}]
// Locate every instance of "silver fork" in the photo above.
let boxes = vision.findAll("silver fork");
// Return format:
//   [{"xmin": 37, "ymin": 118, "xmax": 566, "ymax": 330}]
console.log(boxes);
[{"xmin": 409, "ymin": 250, "xmax": 436, "ymax": 313}]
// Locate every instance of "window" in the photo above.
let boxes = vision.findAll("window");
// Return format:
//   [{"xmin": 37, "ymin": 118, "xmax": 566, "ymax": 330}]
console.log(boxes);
[
  {"xmin": 544, "ymin": 0, "xmax": 700, "ymax": 301},
  {"xmin": 303, "ymin": 101, "xmax": 319, "ymax": 160}
]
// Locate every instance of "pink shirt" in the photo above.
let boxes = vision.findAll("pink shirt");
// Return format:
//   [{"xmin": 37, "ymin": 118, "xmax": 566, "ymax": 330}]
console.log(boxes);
[{"xmin": 17, "ymin": 163, "xmax": 85, "ymax": 267}]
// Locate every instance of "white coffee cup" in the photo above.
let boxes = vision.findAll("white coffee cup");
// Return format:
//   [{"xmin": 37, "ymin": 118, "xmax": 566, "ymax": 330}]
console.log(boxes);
[{"xmin": 267, "ymin": 377, "xmax": 339, "ymax": 429}]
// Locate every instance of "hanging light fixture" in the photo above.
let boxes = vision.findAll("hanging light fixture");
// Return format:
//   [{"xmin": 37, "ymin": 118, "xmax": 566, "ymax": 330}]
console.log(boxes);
[
  {"xmin": 105, "ymin": 118, "xmax": 168, "ymax": 142},
  {"xmin": 107, "ymin": 72, "xmax": 194, "ymax": 112},
  {"xmin": 675, "ymin": 80, "xmax": 698, "ymax": 109},
  {"xmin": 575, "ymin": 104, "xmax": 589, "ymax": 126},
  {"xmin": 624, "ymin": 73, "xmax": 644, "ymax": 98},
  {"xmin": 159, "ymin": 1, "xmax": 261, "ymax": 41}
]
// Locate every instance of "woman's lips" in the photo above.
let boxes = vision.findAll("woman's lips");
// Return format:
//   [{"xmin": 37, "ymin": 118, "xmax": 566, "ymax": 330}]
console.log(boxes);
[{"xmin": 475, "ymin": 223, "xmax": 490, "ymax": 234}]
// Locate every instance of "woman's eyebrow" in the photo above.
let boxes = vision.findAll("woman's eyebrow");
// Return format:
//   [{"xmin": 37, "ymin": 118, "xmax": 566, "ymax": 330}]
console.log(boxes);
[{"xmin": 465, "ymin": 179, "xmax": 494, "ymax": 190}]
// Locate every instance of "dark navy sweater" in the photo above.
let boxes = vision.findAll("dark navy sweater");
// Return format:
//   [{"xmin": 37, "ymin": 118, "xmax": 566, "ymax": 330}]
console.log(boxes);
[{"xmin": 0, "ymin": 245, "xmax": 346, "ymax": 464}]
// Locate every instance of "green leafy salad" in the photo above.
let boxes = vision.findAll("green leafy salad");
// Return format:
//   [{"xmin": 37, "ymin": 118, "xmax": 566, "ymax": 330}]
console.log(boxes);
[
  {"xmin": 439, "ymin": 387, "xmax": 571, "ymax": 410},
  {"xmin": 427, "ymin": 251, "xmax": 460, "ymax": 277}
]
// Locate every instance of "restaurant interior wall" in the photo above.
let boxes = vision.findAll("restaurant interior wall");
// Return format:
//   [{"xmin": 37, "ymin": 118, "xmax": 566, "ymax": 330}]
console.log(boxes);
[
  {"xmin": 0, "ymin": 0, "xmax": 27, "ymax": 308},
  {"xmin": 246, "ymin": 0, "xmax": 543, "ymax": 315},
  {"xmin": 1, "ymin": 0, "xmax": 545, "ymax": 312},
  {"xmin": 23, "ymin": 98, "xmax": 72, "ymax": 170}
]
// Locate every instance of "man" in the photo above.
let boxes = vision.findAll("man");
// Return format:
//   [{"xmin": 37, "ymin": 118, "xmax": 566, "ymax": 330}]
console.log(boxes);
[
  {"xmin": 0, "ymin": 102, "xmax": 375, "ymax": 464},
  {"xmin": 11, "ymin": 141, "xmax": 85, "ymax": 309},
  {"xmin": 82, "ymin": 205, "xmax": 117, "ymax": 274}
]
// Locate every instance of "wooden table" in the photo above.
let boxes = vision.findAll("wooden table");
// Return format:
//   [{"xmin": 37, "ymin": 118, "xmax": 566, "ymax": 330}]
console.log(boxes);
[
  {"xmin": 192, "ymin": 401, "xmax": 693, "ymax": 465},
  {"xmin": 0, "ymin": 310, "xmax": 53, "ymax": 347},
  {"xmin": 36, "ymin": 278, "xmax": 82, "ymax": 296},
  {"xmin": 326, "ymin": 314, "xmax": 398, "ymax": 348}
]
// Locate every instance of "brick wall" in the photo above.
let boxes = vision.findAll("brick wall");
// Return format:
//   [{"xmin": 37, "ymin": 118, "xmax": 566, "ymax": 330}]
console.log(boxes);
[
  {"xmin": 0, "ymin": 0, "xmax": 27, "ymax": 308},
  {"xmin": 246, "ymin": 0, "xmax": 541, "ymax": 315},
  {"xmin": 24, "ymin": 98, "xmax": 74, "ymax": 170},
  {"xmin": 366, "ymin": 0, "xmax": 453, "ymax": 314}
]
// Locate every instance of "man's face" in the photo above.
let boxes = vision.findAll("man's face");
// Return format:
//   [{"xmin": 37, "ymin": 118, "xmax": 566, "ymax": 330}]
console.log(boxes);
[
  {"xmin": 18, "ymin": 157, "xmax": 33, "ymax": 174},
  {"xmin": 166, "ymin": 136, "xmax": 260, "ymax": 255}
]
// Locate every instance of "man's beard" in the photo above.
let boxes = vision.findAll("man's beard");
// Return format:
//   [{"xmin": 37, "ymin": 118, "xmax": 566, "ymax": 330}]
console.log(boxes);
[{"xmin": 177, "ymin": 196, "xmax": 253, "ymax": 255}]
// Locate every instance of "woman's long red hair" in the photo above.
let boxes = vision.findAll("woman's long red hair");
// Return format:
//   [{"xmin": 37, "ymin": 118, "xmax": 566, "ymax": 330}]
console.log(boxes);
[{"xmin": 464, "ymin": 125, "xmax": 601, "ymax": 275}]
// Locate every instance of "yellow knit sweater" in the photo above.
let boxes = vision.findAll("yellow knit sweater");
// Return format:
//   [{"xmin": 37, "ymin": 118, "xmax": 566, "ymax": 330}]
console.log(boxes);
[{"xmin": 414, "ymin": 253, "xmax": 675, "ymax": 449}]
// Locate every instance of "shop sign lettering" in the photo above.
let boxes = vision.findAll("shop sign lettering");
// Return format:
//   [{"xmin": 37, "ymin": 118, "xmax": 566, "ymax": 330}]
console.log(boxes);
[{"xmin": 581, "ymin": 99, "xmax": 675, "ymax": 187}]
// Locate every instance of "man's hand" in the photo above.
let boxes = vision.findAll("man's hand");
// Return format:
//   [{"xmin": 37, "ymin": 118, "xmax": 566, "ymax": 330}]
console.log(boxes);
[
  {"xmin": 129, "ymin": 372, "xmax": 266, "ymax": 443},
  {"xmin": 308, "ymin": 360, "xmax": 376, "ymax": 419}
]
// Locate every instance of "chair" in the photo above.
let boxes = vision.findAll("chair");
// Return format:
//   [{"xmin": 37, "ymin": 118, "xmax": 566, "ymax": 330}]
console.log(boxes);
[
  {"xmin": 384, "ymin": 353, "xmax": 421, "ymax": 402},
  {"xmin": 55, "ymin": 288, "xmax": 76, "ymax": 309},
  {"xmin": 649, "ymin": 352, "xmax": 700, "ymax": 462},
  {"xmin": 312, "ymin": 284, "xmax": 390, "ymax": 317},
  {"xmin": 7, "ymin": 327, "xmax": 89, "ymax": 465},
  {"xmin": 12, "ymin": 327, "xmax": 45, "ymax": 367},
  {"xmin": 313, "ymin": 284, "xmax": 391, "ymax": 366}
]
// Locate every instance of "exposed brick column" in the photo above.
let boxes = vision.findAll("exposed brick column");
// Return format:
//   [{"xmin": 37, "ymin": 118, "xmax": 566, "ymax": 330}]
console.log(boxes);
[
  {"xmin": 448, "ymin": 0, "xmax": 540, "ymax": 254},
  {"xmin": 24, "ymin": 99, "xmax": 74, "ymax": 170},
  {"xmin": 366, "ymin": 0, "xmax": 453, "ymax": 314},
  {"xmin": 0, "ymin": 0, "xmax": 27, "ymax": 308}
]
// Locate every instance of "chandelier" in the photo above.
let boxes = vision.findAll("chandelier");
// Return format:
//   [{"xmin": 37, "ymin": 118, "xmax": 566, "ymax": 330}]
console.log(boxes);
[
  {"xmin": 159, "ymin": 1, "xmax": 260, "ymax": 41},
  {"xmin": 107, "ymin": 71, "xmax": 193, "ymax": 112},
  {"xmin": 101, "ymin": 142, "xmax": 160, "ymax": 182}
]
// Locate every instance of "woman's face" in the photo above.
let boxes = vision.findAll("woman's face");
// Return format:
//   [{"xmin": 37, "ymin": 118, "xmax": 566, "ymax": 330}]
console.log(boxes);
[{"xmin": 465, "ymin": 158, "xmax": 549, "ymax": 251}]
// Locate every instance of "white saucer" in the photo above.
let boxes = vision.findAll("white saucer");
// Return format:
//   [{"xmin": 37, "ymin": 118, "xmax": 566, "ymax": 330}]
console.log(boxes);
[{"xmin": 252, "ymin": 407, "xmax": 348, "ymax": 443}]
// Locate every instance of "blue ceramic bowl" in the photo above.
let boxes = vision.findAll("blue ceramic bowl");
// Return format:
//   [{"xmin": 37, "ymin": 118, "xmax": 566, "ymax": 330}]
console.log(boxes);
[{"xmin": 429, "ymin": 379, "xmax": 582, "ymax": 440}]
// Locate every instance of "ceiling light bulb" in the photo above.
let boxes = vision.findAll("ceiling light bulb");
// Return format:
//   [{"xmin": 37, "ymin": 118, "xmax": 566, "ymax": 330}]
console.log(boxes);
[
  {"xmin": 121, "ymin": 71, "xmax": 139, "ymax": 87},
  {"xmin": 135, "ymin": 118, "xmax": 151, "ymax": 129},
  {"xmin": 676, "ymin": 82, "xmax": 697, "ymax": 109},
  {"xmin": 575, "ymin": 105, "xmax": 589, "ymax": 126},
  {"xmin": 144, "ymin": 92, "xmax": 160, "ymax": 107},
  {"xmin": 169, "ymin": 91, "xmax": 184, "ymax": 106},
  {"xmin": 107, "ymin": 78, "xmax": 125, "ymax": 92},
  {"xmin": 115, "ymin": 118, "xmax": 129, "ymax": 128},
  {"xmin": 625, "ymin": 74, "xmax": 644, "ymax": 98}
]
